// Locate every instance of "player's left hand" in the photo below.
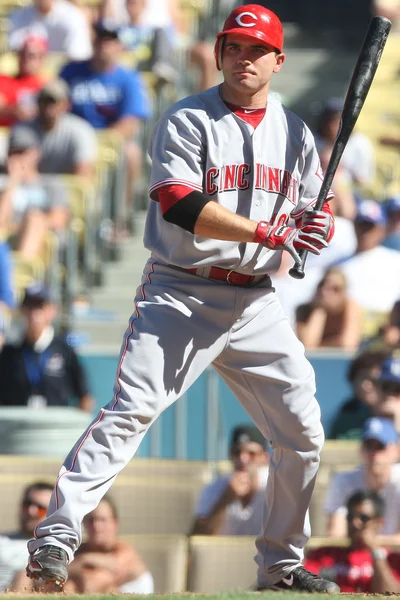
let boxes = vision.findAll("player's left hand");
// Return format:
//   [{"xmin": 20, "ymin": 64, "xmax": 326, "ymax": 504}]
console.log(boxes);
[{"xmin": 301, "ymin": 207, "xmax": 334, "ymax": 243}]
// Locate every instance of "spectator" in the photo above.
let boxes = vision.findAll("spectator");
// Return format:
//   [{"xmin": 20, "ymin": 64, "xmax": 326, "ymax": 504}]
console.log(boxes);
[
  {"xmin": 382, "ymin": 301, "xmax": 400, "ymax": 351},
  {"xmin": 330, "ymin": 350, "xmax": 389, "ymax": 440},
  {"xmin": 376, "ymin": 355, "xmax": 400, "ymax": 432},
  {"xmin": 0, "ymin": 282, "xmax": 94, "ymax": 412},
  {"xmin": 101, "ymin": 0, "xmax": 216, "ymax": 92},
  {"xmin": 191, "ymin": 425, "xmax": 269, "ymax": 535},
  {"xmin": 296, "ymin": 267, "xmax": 362, "ymax": 350},
  {"xmin": 0, "ymin": 126, "xmax": 69, "ymax": 260},
  {"xmin": 118, "ymin": 0, "xmax": 177, "ymax": 84},
  {"xmin": 314, "ymin": 97, "xmax": 376, "ymax": 187},
  {"xmin": 0, "ymin": 481, "xmax": 53, "ymax": 592},
  {"xmin": 23, "ymin": 80, "xmax": 98, "ymax": 177},
  {"xmin": 305, "ymin": 490, "xmax": 400, "ymax": 593},
  {"xmin": 325, "ymin": 417, "xmax": 400, "ymax": 544},
  {"xmin": 0, "ymin": 35, "xmax": 48, "ymax": 128},
  {"xmin": 382, "ymin": 195, "xmax": 400, "ymax": 252},
  {"xmin": 63, "ymin": 494, "xmax": 154, "ymax": 593},
  {"xmin": 0, "ymin": 241, "xmax": 13, "ymax": 350},
  {"xmin": 8, "ymin": 0, "xmax": 92, "ymax": 61},
  {"xmin": 60, "ymin": 20, "xmax": 150, "ymax": 226},
  {"xmin": 339, "ymin": 199, "xmax": 400, "ymax": 316}
]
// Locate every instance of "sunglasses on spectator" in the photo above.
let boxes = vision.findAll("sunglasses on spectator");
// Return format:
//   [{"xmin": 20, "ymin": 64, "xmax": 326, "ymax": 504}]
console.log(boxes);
[
  {"xmin": 363, "ymin": 439, "xmax": 386, "ymax": 452},
  {"xmin": 231, "ymin": 447, "xmax": 263, "ymax": 458},
  {"xmin": 347, "ymin": 512, "xmax": 375, "ymax": 524},
  {"xmin": 22, "ymin": 498, "xmax": 48, "ymax": 517},
  {"xmin": 380, "ymin": 381, "xmax": 400, "ymax": 395}
]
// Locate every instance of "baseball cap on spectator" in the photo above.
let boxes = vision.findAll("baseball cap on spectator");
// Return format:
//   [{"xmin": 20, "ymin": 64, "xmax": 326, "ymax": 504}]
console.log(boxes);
[
  {"xmin": 355, "ymin": 199, "xmax": 386, "ymax": 226},
  {"xmin": 321, "ymin": 97, "xmax": 344, "ymax": 116},
  {"xmin": 38, "ymin": 79, "xmax": 69, "ymax": 103},
  {"xmin": 380, "ymin": 356, "xmax": 400, "ymax": 384},
  {"xmin": 20, "ymin": 34, "xmax": 49, "ymax": 53},
  {"xmin": 8, "ymin": 126, "xmax": 40, "ymax": 153},
  {"xmin": 230, "ymin": 424, "xmax": 266, "ymax": 449},
  {"xmin": 385, "ymin": 195, "xmax": 400, "ymax": 215},
  {"xmin": 362, "ymin": 416, "xmax": 398, "ymax": 446},
  {"xmin": 21, "ymin": 282, "xmax": 53, "ymax": 308},
  {"xmin": 94, "ymin": 19, "xmax": 122, "ymax": 40}
]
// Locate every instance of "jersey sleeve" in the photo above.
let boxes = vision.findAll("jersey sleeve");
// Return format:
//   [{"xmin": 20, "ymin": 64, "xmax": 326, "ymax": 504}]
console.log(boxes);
[
  {"xmin": 291, "ymin": 126, "xmax": 334, "ymax": 219},
  {"xmin": 148, "ymin": 109, "xmax": 204, "ymax": 201}
]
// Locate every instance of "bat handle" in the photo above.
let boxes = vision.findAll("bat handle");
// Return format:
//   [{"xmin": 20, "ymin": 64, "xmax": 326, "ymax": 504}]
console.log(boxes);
[{"xmin": 288, "ymin": 249, "xmax": 308, "ymax": 279}]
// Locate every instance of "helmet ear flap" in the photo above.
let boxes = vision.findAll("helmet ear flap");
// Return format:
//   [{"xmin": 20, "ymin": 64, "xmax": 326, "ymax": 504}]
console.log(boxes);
[{"xmin": 215, "ymin": 35, "xmax": 225, "ymax": 71}]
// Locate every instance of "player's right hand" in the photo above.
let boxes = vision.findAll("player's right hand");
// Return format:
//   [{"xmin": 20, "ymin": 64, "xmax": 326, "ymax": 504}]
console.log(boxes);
[{"xmin": 253, "ymin": 220, "xmax": 328, "ymax": 266}]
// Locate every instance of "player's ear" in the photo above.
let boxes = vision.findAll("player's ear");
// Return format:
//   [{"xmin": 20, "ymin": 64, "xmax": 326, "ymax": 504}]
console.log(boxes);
[{"xmin": 273, "ymin": 52, "xmax": 285, "ymax": 73}]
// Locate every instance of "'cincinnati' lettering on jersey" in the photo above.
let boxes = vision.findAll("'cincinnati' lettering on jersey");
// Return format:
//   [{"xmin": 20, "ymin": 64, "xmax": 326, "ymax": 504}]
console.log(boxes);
[{"xmin": 206, "ymin": 163, "xmax": 298, "ymax": 204}]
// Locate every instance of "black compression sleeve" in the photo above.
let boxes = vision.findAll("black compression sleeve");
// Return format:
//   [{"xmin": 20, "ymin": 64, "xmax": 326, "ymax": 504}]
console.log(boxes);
[{"xmin": 163, "ymin": 190, "xmax": 211, "ymax": 234}]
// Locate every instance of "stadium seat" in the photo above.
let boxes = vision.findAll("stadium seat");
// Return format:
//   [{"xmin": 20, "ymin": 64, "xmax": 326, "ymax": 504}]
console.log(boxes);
[
  {"xmin": 121, "ymin": 534, "xmax": 188, "ymax": 593},
  {"xmin": 320, "ymin": 440, "xmax": 360, "ymax": 468},
  {"xmin": 110, "ymin": 476, "xmax": 204, "ymax": 535},
  {"xmin": 187, "ymin": 536, "xmax": 257, "ymax": 592}
]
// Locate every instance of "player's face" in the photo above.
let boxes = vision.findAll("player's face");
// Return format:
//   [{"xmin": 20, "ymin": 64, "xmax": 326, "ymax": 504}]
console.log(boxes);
[
  {"xmin": 20, "ymin": 489, "xmax": 52, "ymax": 536},
  {"xmin": 230, "ymin": 441, "xmax": 268, "ymax": 472},
  {"xmin": 83, "ymin": 500, "xmax": 118, "ymax": 550},
  {"xmin": 221, "ymin": 34, "xmax": 285, "ymax": 99}
]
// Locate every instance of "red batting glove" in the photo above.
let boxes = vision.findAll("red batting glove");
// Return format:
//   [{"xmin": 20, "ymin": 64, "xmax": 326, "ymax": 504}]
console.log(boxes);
[
  {"xmin": 253, "ymin": 220, "xmax": 328, "ymax": 266},
  {"xmin": 300, "ymin": 204, "xmax": 335, "ymax": 243}
]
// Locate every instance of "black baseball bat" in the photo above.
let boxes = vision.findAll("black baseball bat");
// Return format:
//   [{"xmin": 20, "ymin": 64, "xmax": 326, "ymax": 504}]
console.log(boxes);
[{"xmin": 289, "ymin": 15, "xmax": 392, "ymax": 280}]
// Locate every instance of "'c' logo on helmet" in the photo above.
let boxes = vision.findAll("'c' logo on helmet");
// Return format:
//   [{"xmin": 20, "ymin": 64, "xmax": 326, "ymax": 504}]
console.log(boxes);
[{"xmin": 235, "ymin": 11, "xmax": 258, "ymax": 27}]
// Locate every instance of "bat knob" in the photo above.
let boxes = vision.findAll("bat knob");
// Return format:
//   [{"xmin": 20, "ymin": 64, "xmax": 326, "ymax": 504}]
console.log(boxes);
[{"xmin": 289, "ymin": 265, "xmax": 305, "ymax": 279}]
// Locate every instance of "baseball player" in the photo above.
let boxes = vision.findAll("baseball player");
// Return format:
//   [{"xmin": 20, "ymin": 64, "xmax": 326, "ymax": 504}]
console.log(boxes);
[{"xmin": 26, "ymin": 4, "xmax": 339, "ymax": 593}]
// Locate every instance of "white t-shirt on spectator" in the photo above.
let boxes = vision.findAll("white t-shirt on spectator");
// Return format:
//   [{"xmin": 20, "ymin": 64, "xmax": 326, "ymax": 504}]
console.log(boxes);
[
  {"xmin": 316, "ymin": 131, "xmax": 375, "ymax": 185},
  {"xmin": 118, "ymin": 571, "xmax": 154, "ymax": 594},
  {"xmin": 339, "ymin": 246, "xmax": 400, "ymax": 312},
  {"xmin": 195, "ymin": 466, "xmax": 268, "ymax": 535},
  {"xmin": 324, "ymin": 463, "xmax": 400, "ymax": 535},
  {"xmin": 0, "ymin": 533, "xmax": 29, "ymax": 592},
  {"xmin": 9, "ymin": 0, "xmax": 92, "ymax": 60}
]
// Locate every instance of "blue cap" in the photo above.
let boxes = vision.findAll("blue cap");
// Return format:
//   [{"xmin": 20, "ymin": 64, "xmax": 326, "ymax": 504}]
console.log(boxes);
[
  {"xmin": 362, "ymin": 417, "xmax": 398, "ymax": 446},
  {"xmin": 385, "ymin": 195, "xmax": 400, "ymax": 215},
  {"xmin": 380, "ymin": 356, "xmax": 400, "ymax": 384},
  {"xmin": 22, "ymin": 282, "xmax": 51, "ymax": 306},
  {"xmin": 322, "ymin": 97, "xmax": 344, "ymax": 115},
  {"xmin": 355, "ymin": 199, "xmax": 386, "ymax": 225}
]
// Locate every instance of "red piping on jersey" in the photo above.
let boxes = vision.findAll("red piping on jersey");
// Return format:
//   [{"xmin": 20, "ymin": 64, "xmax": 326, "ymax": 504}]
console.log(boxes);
[
  {"xmin": 111, "ymin": 260, "xmax": 156, "ymax": 410},
  {"xmin": 158, "ymin": 184, "xmax": 193, "ymax": 214},
  {"xmin": 149, "ymin": 178, "xmax": 203, "ymax": 200},
  {"xmin": 224, "ymin": 101, "xmax": 266, "ymax": 128}
]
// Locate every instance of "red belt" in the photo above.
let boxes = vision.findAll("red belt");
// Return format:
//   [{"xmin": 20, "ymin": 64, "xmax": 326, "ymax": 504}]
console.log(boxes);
[{"xmin": 185, "ymin": 266, "xmax": 263, "ymax": 286}]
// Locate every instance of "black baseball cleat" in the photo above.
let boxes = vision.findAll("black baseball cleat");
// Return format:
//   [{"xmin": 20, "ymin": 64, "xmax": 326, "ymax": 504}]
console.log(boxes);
[
  {"xmin": 26, "ymin": 545, "xmax": 69, "ymax": 586},
  {"xmin": 261, "ymin": 566, "xmax": 340, "ymax": 593}
]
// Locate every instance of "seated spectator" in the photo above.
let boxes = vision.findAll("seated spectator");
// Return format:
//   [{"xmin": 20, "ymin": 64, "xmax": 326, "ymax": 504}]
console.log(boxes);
[
  {"xmin": 0, "ymin": 283, "xmax": 94, "ymax": 412},
  {"xmin": 0, "ymin": 35, "xmax": 48, "ymax": 128},
  {"xmin": 296, "ymin": 267, "xmax": 362, "ymax": 350},
  {"xmin": 305, "ymin": 490, "xmax": 400, "ymax": 593},
  {"xmin": 0, "ymin": 127, "xmax": 69, "ymax": 260},
  {"xmin": 118, "ymin": 0, "xmax": 177, "ymax": 84},
  {"xmin": 314, "ymin": 98, "xmax": 375, "ymax": 187},
  {"xmin": 191, "ymin": 425, "xmax": 269, "ymax": 535},
  {"xmin": 21, "ymin": 80, "xmax": 98, "ymax": 177},
  {"xmin": 382, "ymin": 195, "xmax": 400, "ymax": 252},
  {"xmin": 60, "ymin": 20, "xmax": 150, "ymax": 226},
  {"xmin": 339, "ymin": 199, "xmax": 400, "ymax": 317},
  {"xmin": 63, "ymin": 494, "xmax": 154, "ymax": 594},
  {"xmin": 0, "ymin": 481, "xmax": 53, "ymax": 592},
  {"xmin": 382, "ymin": 301, "xmax": 400, "ymax": 350},
  {"xmin": 325, "ymin": 417, "xmax": 400, "ymax": 544},
  {"xmin": 376, "ymin": 355, "xmax": 400, "ymax": 432},
  {"xmin": 330, "ymin": 350, "xmax": 388, "ymax": 439},
  {"xmin": 8, "ymin": 0, "xmax": 92, "ymax": 61}
]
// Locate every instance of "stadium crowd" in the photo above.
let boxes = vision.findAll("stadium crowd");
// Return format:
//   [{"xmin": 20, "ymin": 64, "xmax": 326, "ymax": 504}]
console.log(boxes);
[{"xmin": 0, "ymin": 0, "xmax": 399, "ymax": 594}]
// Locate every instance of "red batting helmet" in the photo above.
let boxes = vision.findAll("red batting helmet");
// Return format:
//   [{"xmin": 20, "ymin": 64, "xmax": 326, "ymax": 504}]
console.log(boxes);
[{"xmin": 214, "ymin": 4, "xmax": 284, "ymax": 70}]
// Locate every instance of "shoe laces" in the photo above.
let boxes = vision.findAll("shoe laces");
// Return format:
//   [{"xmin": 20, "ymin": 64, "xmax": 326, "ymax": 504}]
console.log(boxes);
[
  {"xmin": 293, "ymin": 566, "xmax": 323, "ymax": 588},
  {"xmin": 42, "ymin": 546, "xmax": 66, "ymax": 561}
]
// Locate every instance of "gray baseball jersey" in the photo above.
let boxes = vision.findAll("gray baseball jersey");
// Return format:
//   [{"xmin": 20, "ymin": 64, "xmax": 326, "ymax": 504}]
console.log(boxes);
[{"xmin": 145, "ymin": 86, "xmax": 328, "ymax": 274}]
